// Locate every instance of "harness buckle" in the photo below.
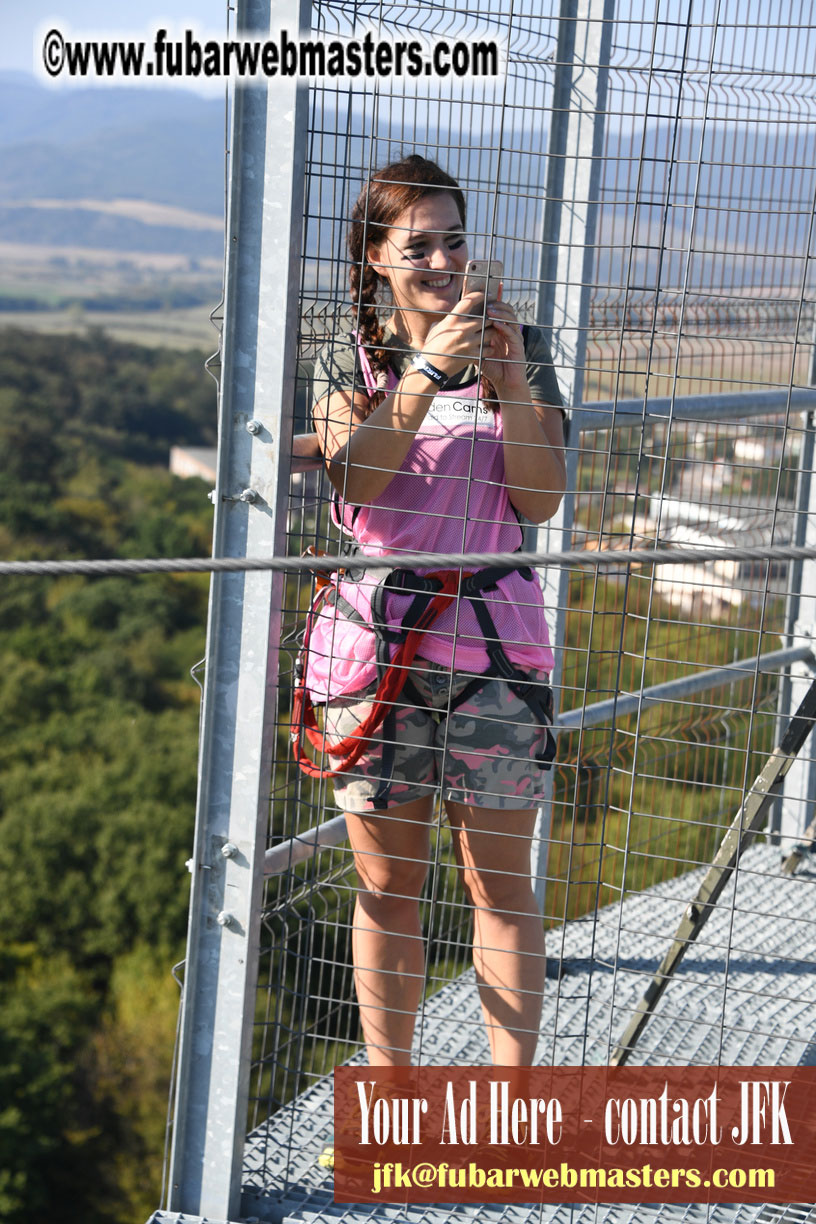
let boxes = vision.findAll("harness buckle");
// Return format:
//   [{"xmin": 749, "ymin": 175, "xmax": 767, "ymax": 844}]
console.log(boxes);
[
  {"xmin": 461, "ymin": 572, "xmax": 492, "ymax": 597},
  {"xmin": 510, "ymin": 680, "xmax": 555, "ymax": 727},
  {"xmin": 461, "ymin": 566, "xmax": 519, "ymax": 597},
  {"xmin": 389, "ymin": 568, "xmax": 443, "ymax": 596},
  {"xmin": 302, "ymin": 544, "xmax": 343, "ymax": 592},
  {"xmin": 489, "ymin": 648, "xmax": 522, "ymax": 681}
]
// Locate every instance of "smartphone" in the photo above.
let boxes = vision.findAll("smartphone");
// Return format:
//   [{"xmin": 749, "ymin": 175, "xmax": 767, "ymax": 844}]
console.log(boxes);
[{"xmin": 461, "ymin": 258, "xmax": 503, "ymax": 304}]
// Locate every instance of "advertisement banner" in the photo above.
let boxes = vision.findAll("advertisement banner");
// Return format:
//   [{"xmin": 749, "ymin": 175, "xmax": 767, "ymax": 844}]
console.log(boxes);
[{"xmin": 333, "ymin": 1066, "xmax": 816, "ymax": 1204}]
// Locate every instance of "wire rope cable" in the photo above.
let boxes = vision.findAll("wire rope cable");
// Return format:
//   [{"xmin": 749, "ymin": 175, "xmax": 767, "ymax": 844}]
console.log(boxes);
[{"xmin": 3, "ymin": 538, "xmax": 816, "ymax": 578}]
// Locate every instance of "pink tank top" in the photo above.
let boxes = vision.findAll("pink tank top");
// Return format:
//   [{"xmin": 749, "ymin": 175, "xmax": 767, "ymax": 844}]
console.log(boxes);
[{"xmin": 305, "ymin": 341, "xmax": 554, "ymax": 701}]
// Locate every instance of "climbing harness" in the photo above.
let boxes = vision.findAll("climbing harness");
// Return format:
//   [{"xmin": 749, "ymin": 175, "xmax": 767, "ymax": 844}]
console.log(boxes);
[{"xmin": 291, "ymin": 559, "xmax": 556, "ymax": 805}]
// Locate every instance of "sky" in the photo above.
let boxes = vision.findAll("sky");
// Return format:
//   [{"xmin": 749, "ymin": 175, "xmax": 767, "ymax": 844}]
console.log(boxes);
[{"xmin": 4, "ymin": 0, "xmax": 228, "ymax": 81}]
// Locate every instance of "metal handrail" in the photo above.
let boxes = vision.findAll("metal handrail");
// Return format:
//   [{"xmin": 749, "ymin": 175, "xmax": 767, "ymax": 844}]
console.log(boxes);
[
  {"xmin": 573, "ymin": 386, "xmax": 816, "ymax": 432},
  {"xmin": 556, "ymin": 643, "xmax": 815, "ymax": 730}
]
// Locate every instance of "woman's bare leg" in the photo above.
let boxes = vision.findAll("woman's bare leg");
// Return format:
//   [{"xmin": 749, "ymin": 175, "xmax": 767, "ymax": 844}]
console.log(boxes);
[
  {"xmin": 345, "ymin": 796, "xmax": 434, "ymax": 1065},
  {"xmin": 446, "ymin": 801, "xmax": 546, "ymax": 1066}
]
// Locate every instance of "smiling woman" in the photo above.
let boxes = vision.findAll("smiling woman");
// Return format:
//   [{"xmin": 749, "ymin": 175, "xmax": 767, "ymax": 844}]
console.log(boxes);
[
  {"xmin": 297, "ymin": 153, "xmax": 567, "ymax": 1068},
  {"xmin": 366, "ymin": 191, "xmax": 468, "ymax": 322},
  {"xmin": 317, "ymin": 155, "xmax": 566, "ymax": 516}
]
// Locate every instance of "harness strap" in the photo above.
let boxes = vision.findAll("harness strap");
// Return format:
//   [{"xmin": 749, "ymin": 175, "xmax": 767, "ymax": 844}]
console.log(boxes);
[
  {"xmin": 368, "ymin": 572, "xmax": 428, "ymax": 808},
  {"xmin": 322, "ymin": 584, "xmax": 367, "ymax": 626},
  {"xmin": 291, "ymin": 564, "xmax": 556, "ymax": 781},
  {"xmin": 290, "ymin": 569, "xmax": 462, "ymax": 779},
  {"xmin": 372, "ymin": 704, "xmax": 397, "ymax": 809},
  {"xmin": 462, "ymin": 572, "xmax": 557, "ymax": 765}
]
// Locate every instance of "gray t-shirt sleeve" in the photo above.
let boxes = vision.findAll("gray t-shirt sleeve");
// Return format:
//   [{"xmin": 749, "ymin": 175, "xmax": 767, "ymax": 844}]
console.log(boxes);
[
  {"xmin": 523, "ymin": 325, "xmax": 565, "ymax": 412},
  {"xmin": 311, "ymin": 325, "xmax": 366, "ymax": 404}
]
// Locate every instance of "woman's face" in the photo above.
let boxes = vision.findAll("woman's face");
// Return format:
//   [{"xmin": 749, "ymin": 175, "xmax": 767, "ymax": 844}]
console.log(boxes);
[{"xmin": 367, "ymin": 191, "xmax": 468, "ymax": 321}]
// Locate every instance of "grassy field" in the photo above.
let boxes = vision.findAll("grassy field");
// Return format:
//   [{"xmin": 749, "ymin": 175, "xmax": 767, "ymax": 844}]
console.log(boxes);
[
  {"xmin": 0, "ymin": 305, "xmax": 220, "ymax": 351},
  {"xmin": 0, "ymin": 241, "xmax": 222, "ymax": 350}
]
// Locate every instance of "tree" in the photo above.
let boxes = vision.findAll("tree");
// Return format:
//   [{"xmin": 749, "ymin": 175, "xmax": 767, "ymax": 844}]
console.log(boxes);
[{"xmin": 0, "ymin": 331, "xmax": 215, "ymax": 1222}]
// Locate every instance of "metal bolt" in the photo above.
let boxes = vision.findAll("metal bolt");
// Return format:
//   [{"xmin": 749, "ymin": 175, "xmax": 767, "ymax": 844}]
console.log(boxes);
[
  {"xmin": 246, "ymin": 419, "xmax": 262, "ymax": 435},
  {"xmin": 207, "ymin": 490, "xmax": 218, "ymax": 503},
  {"xmin": 222, "ymin": 841, "xmax": 239, "ymax": 859},
  {"xmin": 185, "ymin": 858, "xmax": 195, "ymax": 874},
  {"xmin": 217, "ymin": 911, "xmax": 235, "ymax": 928},
  {"xmin": 239, "ymin": 488, "xmax": 258, "ymax": 504}
]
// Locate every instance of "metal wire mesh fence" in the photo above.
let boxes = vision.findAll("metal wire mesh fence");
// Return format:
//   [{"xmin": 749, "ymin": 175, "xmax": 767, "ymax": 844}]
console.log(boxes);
[{"xmin": 165, "ymin": 0, "xmax": 816, "ymax": 1216}]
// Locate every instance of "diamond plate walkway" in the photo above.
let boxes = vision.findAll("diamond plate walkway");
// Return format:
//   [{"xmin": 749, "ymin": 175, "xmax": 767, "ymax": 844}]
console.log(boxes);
[{"xmin": 153, "ymin": 840, "xmax": 816, "ymax": 1224}]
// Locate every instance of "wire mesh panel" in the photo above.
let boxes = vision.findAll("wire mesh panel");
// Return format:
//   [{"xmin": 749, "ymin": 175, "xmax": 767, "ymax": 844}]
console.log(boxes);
[
  {"xmin": 240, "ymin": 0, "xmax": 816, "ymax": 1213},
  {"xmin": 552, "ymin": 0, "xmax": 816, "ymax": 926},
  {"xmin": 251, "ymin": 0, "xmax": 563, "ymax": 1131}
]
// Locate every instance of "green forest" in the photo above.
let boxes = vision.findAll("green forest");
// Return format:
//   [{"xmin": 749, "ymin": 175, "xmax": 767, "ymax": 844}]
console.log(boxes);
[{"xmin": 0, "ymin": 329, "xmax": 217, "ymax": 1223}]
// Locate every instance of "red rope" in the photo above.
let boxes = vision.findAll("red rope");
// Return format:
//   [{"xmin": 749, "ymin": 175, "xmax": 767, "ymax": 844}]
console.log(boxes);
[{"xmin": 291, "ymin": 570, "xmax": 463, "ymax": 779}]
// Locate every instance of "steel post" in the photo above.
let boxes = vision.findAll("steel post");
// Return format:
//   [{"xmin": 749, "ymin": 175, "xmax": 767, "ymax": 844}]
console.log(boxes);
[
  {"xmin": 530, "ymin": 0, "xmax": 615, "ymax": 908},
  {"xmin": 167, "ymin": 0, "xmax": 310, "ymax": 1216},
  {"xmin": 780, "ymin": 427, "xmax": 816, "ymax": 846}
]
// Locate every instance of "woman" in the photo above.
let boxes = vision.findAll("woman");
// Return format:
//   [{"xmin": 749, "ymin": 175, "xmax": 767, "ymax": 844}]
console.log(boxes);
[{"xmin": 304, "ymin": 154, "xmax": 566, "ymax": 1067}]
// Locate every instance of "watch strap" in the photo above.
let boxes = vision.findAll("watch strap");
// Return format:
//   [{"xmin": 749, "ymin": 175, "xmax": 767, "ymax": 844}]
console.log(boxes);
[{"xmin": 409, "ymin": 353, "xmax": 448, "ymax": 389}]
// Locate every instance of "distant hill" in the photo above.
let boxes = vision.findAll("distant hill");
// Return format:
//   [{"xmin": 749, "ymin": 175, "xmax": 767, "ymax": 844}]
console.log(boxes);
[
  {"xmin": 0, "ymin": 72, "xmax": 223, "ymax": 253},
  {"xmin": 0, "ymin": 203, "xmax": 223, "ymax": 258},
  {"xmin": 1, "ymin": 117, "xmax": 224, "ymax": 215},
  {"xmin": 3, "ymin": 71, "xmax": 814, "ymax": 294},
  {"xmin": 0, "ymin": 70, "xmax": 221, "ymax": 152}
]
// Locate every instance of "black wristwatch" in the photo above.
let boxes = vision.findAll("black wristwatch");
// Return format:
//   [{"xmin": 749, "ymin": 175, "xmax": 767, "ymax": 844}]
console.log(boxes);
[{"xmin": 409, "ymin": 353, "xmax": 449, "ymax": 389}]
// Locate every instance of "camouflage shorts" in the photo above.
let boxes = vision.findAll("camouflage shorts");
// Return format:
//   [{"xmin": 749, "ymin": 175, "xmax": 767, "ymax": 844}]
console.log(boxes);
[{"xmin": 322, "ymin": 659, "xmax": 555, "ymax": 813}]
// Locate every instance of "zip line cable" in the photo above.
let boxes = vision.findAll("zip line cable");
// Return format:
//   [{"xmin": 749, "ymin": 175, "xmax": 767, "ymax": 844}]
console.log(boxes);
[{"xmin": 2, "ymin": 539, "xmax": 816, "ymax": 579}]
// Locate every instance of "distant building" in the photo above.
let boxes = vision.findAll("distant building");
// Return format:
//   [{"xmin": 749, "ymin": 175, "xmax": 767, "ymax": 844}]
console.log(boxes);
[
  {"xmin": 583, "ymin": 482, "xmax": 795, "ymax": 617},
  {"xmin": 652, "ymin": 523, "xmax": 792, "ymax": 616},
  {"xmin": 170, "ymin": 446, "xmax": 217, "ymax": 482}
]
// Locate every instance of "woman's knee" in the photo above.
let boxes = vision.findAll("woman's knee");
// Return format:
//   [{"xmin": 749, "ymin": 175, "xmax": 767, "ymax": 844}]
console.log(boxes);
[
  {"xmin": 355, "ymin": 853, "xmax": 429, "ymax": 904},
  {"xmin": 347, "ymin": 799, "xmax": 433, "ymax": 901},
  {"xmin": 458, "ymin": 863, "xmax": 534, "ymax": 914},
  {"xmin": 448, "ymin": 803, "xmax": 538, "ymax": 913}
]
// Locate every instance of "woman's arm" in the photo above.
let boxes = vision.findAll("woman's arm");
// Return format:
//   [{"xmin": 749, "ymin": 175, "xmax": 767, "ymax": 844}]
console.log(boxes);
[
  {"xmin": 312, "ymin": 367, "xmax": 443, "ymax": 504},
  {"xmin": 483, "ymin": 304, "xmax": 567, "ymax": 523},
  {"xmin": 497, "ymin": 391, "xmax": 567, "ymax": 523}
]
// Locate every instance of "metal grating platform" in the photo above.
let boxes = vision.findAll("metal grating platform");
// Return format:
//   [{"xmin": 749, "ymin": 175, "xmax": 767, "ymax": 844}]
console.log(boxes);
[
  {"xmin": 240, "ymin": 841, "xmax": 816, "ymax": 1224},
  {"xmin": 148, "ymin": 1204, "xmax": 816, "ymax": 1224}
]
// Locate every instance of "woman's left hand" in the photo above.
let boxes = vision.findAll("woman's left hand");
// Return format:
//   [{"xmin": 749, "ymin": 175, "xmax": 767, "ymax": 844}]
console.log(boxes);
[{"xmin": 480, "ymin": 296, "xmax": 527, "ymax": 396}]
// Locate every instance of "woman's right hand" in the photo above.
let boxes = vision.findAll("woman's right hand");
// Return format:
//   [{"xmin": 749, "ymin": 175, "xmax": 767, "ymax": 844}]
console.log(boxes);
[{"xmin": 420, "ymin": 291, "xmax": 501, "ymax": 378}]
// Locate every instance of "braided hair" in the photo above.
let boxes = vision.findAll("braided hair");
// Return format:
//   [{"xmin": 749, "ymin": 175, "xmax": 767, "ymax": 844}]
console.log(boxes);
[{"xmin": 348, "ymin": 155, "xmax": 466, "ymax": 405}]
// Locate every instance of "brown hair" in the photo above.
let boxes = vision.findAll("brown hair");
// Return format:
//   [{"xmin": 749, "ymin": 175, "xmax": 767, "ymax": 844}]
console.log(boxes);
[{"xmin": 348, "ymin": 154, "xmax": 466, "ymax": 391}]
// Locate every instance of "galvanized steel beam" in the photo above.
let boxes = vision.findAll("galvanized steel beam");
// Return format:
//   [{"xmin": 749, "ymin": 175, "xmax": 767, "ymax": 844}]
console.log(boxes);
[
  {"xmin": 779, "ymin": 306, "xmax": 816, "ymax": 847},
  {"xmin": 530, "ymin": 0, "xmax": 616, "ymax": 908},
  {"xmin": 557, "ymin": 644, "xmax": 815, "ymax": 732},
  {"xmin": 290, "ymin": 387, "xmax": 816, "ymax": 472},
  {"xmin": 261, "ymin": 648, "xmax": 814, "ymax": 877},
  {"xmin": 574, "ymin": 386, "xmax": 816, "ymax": 433},
  {"xmin": 167, "ymin": 0, "xmax": 310, "ymax": 1216}
]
